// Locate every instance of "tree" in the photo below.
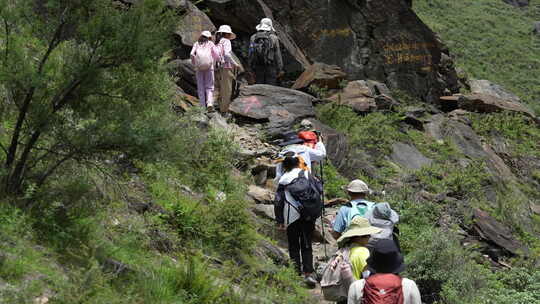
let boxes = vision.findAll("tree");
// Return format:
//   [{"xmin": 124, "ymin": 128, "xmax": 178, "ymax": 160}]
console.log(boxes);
[{"xmin": 0, "ymin": 0, "xmax": 175, "ymax": 196}]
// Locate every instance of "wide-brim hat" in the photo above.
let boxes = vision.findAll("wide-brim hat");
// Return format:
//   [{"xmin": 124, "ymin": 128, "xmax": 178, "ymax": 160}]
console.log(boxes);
[
  {"xmin": 201, "ymin": 31, "xmax": 212, "ymax": 38},
  {"xmin": 337, "ymin": 217, "xmax": 382, "ymax": 247},
  {"xmin": 342, "ymin": 179, "xmax": 371, "ymax": 194},
  {"xmin": 256, "ymin": 18, "xmax": 275, "ymax": 32},
  {"xmin": 217, "ymin": 25, "xmax": 236, "ymax": 40},
  {"xmin": 366, "ymin": 239, "xmax": 405, "ymax": 274}
]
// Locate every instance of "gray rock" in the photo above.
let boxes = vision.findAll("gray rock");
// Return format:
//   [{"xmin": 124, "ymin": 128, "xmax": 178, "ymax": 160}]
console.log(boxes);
[
  {"xmin": 534, "ymin": 21, "xmax": 540, "ymax": 35},
  {"xmin": 253, "ymin": 204, "xmax": 275, "ymax": 221},
  {"xmin": 503, "ymin": 0, "xmax": 529, "ymax": 7},
  {"xmin": 473, "ymin": 209, "xmax": 528, "ymax": 256},
  {"xmin": 230, "ymin": 84, "xmax": 316, "ymax": 122},
  {"xmin": 458, "ymin": 93, "xmax": 535, "ymax": 118},
  {"xmin": 468, "ymin": 80, "xmax": 521, "ymax": 103},
  {"xmin": 247, "ymin": 185, "xmax": 275, "ymax": 204},
  {"xmin": 173, "ymin": 1, "xmax": 216, "ymax": 57},
  {"xmin": 390, "ymin": 142, "xmax": 432, "ymax": 170}
]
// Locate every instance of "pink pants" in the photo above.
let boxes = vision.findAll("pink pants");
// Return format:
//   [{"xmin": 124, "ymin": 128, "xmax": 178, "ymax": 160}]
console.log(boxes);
[{"xmin": 196, "ymin": 69, "xmax": 214, "ymax": 107}]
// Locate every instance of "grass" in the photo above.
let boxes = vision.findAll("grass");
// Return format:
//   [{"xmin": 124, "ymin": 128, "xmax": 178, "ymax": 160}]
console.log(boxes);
[{"xmin": 414, "ymin": 0, "xmax": 540, "ymax": 115}]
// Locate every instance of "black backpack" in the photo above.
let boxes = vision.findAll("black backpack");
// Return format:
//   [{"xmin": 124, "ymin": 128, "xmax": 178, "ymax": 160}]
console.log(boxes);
[
  {"xmin": 251, "ymin": 32, "xmax": 274, "ymax": 66},
  {"xmin": 286, "ymin": 171, "xmax": 323, "ymax": 221}
]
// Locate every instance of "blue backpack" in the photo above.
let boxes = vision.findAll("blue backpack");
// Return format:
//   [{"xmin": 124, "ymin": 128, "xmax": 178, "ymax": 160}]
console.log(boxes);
[{"xmin": 344, "ymin": 200, "xmax": 375, "ymax": 228}]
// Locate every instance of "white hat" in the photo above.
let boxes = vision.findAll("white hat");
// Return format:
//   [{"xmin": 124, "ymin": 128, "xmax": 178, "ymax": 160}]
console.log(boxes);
[
  {"xmin": 256, "ymin": 18, "xmax": 275, "ymax": 32},
  {"xmin": 344, "ymin": 179, "xmax": 371, "ymax": 194},
  {"xmin": 216, "ymin": 25, "xmax": 236, "ymax": 40},
  {"xmin": 200, "ymin": 31, "xmax": 212, "ymax": 38}
]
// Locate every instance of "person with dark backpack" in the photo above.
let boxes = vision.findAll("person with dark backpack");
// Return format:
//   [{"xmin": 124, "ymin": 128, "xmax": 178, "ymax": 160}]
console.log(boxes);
[
  {"xmin": 248, "ymin": 18, "xmax": 283, "ymax": 85},
  {"xmin": 347, "ymin": 239, "xmax": 421, "ymax": 304},
  {"xmin": 274, "ymin": 154, "xmax": 322, "ymax": 288}
]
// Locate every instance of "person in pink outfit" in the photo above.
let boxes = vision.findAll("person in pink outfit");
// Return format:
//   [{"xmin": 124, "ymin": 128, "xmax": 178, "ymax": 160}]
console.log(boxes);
[
  {"xmin": 190, "ymin": 31, "xmax": 219, "ymax": 111},
  {"xmin": 215, "ymin": 25, "xmax": 240, "ymax": 115}
]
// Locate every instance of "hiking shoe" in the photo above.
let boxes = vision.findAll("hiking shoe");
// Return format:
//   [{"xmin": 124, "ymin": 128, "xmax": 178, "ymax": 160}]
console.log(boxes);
[
  {"xmin": 303, "ymin": 275, "xmax": 317, "ymax": 289},
  {"xmin": 207, "ymin": 105, "xmax": 215, "ymax": 112}
]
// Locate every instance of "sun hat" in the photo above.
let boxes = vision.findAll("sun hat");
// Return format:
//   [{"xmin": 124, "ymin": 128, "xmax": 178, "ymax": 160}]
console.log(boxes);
[
  {"xmin": 200, "ymin": 31, "xmax": 212, "ymax": 38},
  {"xmin": 256, "ymin": 18, "xmax": 275, "ymax": 32},
  {"xmin": 343, "ymin": 179, "xmax": 371, "ymax": 194},
  {"xmin": 366, "ymin": 239, "xmax": 405, "ymax": 274},
  {"xmin": 216, "ymin": 25, "xmax": 236, "ymax": 40},
  {"xmin": 278, "ymin": 131, "xmax": 304, "ymax": 147},
  {"xmin": 337, "ymin": 217, "xmax": 382, "ymax": 247},
  {"xmin": 300, "ymin": 119, "xmax": 314, "ymax": 131}
]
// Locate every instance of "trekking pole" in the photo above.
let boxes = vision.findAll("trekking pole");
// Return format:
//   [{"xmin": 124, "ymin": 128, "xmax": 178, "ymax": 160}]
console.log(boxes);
[{"xmin": 319, "ymin": 158, "xmax": 328, "ymax": 260}]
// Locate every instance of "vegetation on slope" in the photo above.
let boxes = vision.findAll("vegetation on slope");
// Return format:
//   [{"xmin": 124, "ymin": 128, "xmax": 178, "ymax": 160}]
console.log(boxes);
[{"xmin": 414, "ymin": 0, "xmax": 540, "ymax": 114}]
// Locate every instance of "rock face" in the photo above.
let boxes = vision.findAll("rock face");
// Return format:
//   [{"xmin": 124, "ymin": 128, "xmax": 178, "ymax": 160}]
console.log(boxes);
[
  {"xmin": 390, "ymin": 142, "xmax": 433, "ymax": 170},
  {"xmin": 473, "ymin": 209, "xmax": 527, "ymax": 256},
  {"xmin": 292, "ymin": 63, "xmax": 347, "ymax": 90},
  {"xmin": 205, "ymin": 0, "xmax": 459, "ymax": 102}
]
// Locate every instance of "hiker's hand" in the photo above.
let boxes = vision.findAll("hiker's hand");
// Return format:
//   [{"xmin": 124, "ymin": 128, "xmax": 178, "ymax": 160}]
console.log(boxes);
[
  {"xmin": 278, "ymin": 71, "xmax": 285, "ymax": 79},
  {"xmin": 277, "ymin": 223, "xmax": 286, "ymax": 231}
]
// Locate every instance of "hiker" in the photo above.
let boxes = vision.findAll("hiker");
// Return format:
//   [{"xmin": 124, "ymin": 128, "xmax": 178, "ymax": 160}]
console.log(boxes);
[
  {"xmin": 365, "ymin": 202, "xmax": 401, "ymax": 251},
  {"xmin": 190, "ymin": 31, "xmax": 219, "ymax": 111},
  {"xmin": 215, "ymin": 25, "xmax": 240, "ymax": 115},
  {"xmin": 332, "ymin": 180, "xmax": 375, "ymax": 240},
  {"xmin": 274, "ymin": 131, "xmax": 326, "ymax": 183},
  {"xmin": 321, "ymin": 217, "xmax": 382, "ymax": 304},
  {"xmin": 274, "ymin": 155, "xmax": 318, "ymax": 288},
  {"xmin": 347, "ymin": 239, "xmax": 422, "ymax": 304},
  {"xmin": 248, "ymin": 18, "xmax": 284, "ymax": 85}
]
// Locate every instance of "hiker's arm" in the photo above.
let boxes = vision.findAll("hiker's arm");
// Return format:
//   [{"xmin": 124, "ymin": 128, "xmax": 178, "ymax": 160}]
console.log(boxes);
[
  {"xmin": 274, "ymin": 186, "xmax": 285, "ymax": 224},
  {"xmin": 190, "ymin": 43, "xmax": 197, "ymax": 65},
  {"xmin": 347, "ymin": 280, "xmax": 365, "ymax": 304},
  {"xmin": 274, "ymin": 35, "xmax": 283, "ymax": 71},
  {"xmin": 223, "ymin": 40, "xmax": 239, "ymax": 67},
  {"xmin": 309, "ymin": 141, "xmax": 327, "ymax": 162},
  {"xmin": 247, "ymin": 36, "xmax": 255, "ymax": 70},
  {"xmin": 405, "ymin": 279, "xmax": 422, "ymax": 304}
]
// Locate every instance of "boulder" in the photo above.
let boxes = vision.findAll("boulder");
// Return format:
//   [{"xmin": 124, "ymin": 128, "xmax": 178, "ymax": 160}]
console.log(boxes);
[
  {"xmin": 534, "ymin": 21, "xmax": 540, "ymax": 35},
  {"xmin": 468, "ymin": 80, "xmax": 521, "ymax": 103},
  {"xmin": 291, "ymin": 63, "xmax": 347, "ymax": 90},
  {"xmin": 229, "ymin": 84, "xmax": 316, "ymax": 126},
  {"xmin": 327, "ymin": 80, "xmax": 396, "ymax": 113},
  {"xmin": 458, "ymin": 94, "xmax": 535, "ymax": 118},
  {"xmin": 473, "ymin": 209, "xmax": 527, "ymax": 256},
  {"xmin": 503, "ymin": 0, "xmax": 529, "ymax": 7},
  {"xmin": 247, "ymin": 185, "xmax": 275, "ymax": 204},
  {"xmin": 390, "ymin": 142, "xmax": 432, "ymax": 170},
  {"xmin": 172, "ymin": 86, "xmax": 199, "ymax": 112}
]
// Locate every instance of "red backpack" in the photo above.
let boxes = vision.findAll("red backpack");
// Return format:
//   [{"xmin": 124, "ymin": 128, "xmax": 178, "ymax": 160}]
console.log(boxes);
[
  {"xmin": 363, "ymin": 274, "xmax": 404, "ymax": 304},
  {"xmin": 297, "ymin": 131, "xmax": 318, "ymax": 148}
]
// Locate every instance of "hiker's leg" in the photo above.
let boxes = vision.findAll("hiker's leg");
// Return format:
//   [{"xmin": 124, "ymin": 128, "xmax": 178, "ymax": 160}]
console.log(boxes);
[
  {"xmin": 219, "ymin": 68, "xmax": 234, "ymax": 113},
  {"xmin": 286, "ymin": 220, "xmax": 302, "ymax": 274},
  {"xmin": 254, "ymin": 66, "xmax": 265, "ymax": 84},
  {"xmin": 205, "ymin": 69, "xmax": 215, "ymax": 107},
  {"xmin": 299, "ymin": 219, "xmax": 315, "ymax": 274},
  {"xmin": 265, "ymin": 66, "xmax": 278, "ymax": 86},
  {"xmin": 195, "ymin": 70, "xmax": 206, "ymax": 106}
]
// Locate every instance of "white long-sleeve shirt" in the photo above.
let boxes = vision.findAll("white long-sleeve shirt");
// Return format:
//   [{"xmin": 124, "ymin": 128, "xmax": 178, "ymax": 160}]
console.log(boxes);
[
  {"xmin": 347, "ymin": 278, "xmax": 422, "ymax": 304},
  {"xmin": 274, "ymin": 142, "xmax": 326, "ymax": 184}
]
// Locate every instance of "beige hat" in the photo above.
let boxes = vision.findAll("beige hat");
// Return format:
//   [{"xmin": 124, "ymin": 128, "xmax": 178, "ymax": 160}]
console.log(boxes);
[
  {"xmin": 201, "ymin": 31, "xmax": 212, "ymax": 38},
  {"xmin": 337, "ymin": 217, "xmax": 382, "ymax": 247},
  {"xmin": 216, "ymin": 25, "xmax": 236, "ymax": 40},
  {"xmin": 256, "ymin": 18, "xmax": 275, "ymax": 32},
  {"xmin": 344, "ymin": 179, "xmax": 370, "ymax": 193}
]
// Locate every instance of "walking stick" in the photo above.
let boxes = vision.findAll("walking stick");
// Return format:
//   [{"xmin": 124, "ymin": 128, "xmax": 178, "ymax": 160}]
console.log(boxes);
[{"xmin": 319, "ymin": 158, "xmax": 328, "ymax": 260}]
